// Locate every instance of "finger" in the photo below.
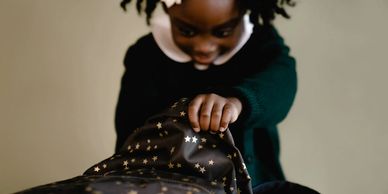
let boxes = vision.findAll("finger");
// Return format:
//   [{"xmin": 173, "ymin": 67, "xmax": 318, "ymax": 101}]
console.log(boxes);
[
  {"xmin": 199, "ymin": 99, "xmax": 214, "ymax": 131},
  {"xmin": 209, "ymin": 102, "xmax": 223, "ymax": 132},
  {"xmin": 188, "ymin": 97, "xmax": 203, "ymax": 132},
  {"xmin": 220, "ymin": 104, "xmax": 233, "ymax": 132}
]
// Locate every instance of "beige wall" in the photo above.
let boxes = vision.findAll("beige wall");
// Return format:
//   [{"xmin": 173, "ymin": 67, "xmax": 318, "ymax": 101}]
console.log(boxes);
[{"xmin": 1, "ymin": 0, "xmax": 387, "ymax": 194}]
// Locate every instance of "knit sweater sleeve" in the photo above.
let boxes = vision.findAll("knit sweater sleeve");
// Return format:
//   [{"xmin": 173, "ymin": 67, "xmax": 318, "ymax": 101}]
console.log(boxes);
[{"xmin": 217, "ymin": 26, "xmax": 297, "ymax": 129}]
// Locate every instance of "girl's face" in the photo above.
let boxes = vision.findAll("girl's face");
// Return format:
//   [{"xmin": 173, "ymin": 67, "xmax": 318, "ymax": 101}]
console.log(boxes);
[{"xmin": 167, "ymin": 0, "xmax": 245, "ymax": 68}]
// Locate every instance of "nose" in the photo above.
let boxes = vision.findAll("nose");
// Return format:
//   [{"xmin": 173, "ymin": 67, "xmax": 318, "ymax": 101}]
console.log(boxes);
[{"xmin": 193, "ymin": 37, "xmax": 217, "ymax": 54}]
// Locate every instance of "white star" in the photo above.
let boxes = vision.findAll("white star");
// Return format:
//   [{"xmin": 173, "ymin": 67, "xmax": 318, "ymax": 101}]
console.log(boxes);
[
  {"xmin": 198, "ymin": 145, "xmax": 203, "ymax": 149},
  {"xmin": 131, "ymin": 158, "xmax": 136, "ymax": 163},
  {"xmin": 219, "ymin": 133, "xmax": 224, "ymax": 139},
  {"xmin": 192, "ymin": 136, "xmax": 198, "ymax": 143},
  {"xmin": 147, "ymin": 139, "xmax": 151, "ymax": 143},
  {"xmin": 135, "ymin": 143, "xmax": 140, "ymax": 149},
  {"xmin": 180, "ymin": 111, "xmax": 186, "ymax": 116},
  {"xmin": 152, "ymin": 156, "xmax": 158, "ymax": 161},
  {"xmin": 146, "ymin": 146, "xmax": 151, "ymax": 151},
  {"xmin": 170, "ymin": 147, "xmax": 175, "ymax": 154},
  {"xmin": 177, "ymin": 163, "xmax": 182, "ymax": 168},
  {"xmin": 156, "ymin": 122, "xmax": 162, "ymax": 129},
  {"xmin": 201, "ymin": 138, "xmax": 207, "ymax": 143},
  {"xmin": 94, "ymin": 166, "xmax": 100, "ymax": 172},
  {"xmin": 185, "ymin": 136, "xmax": 191, "ymax": 142},
  {"xmin": 127, "ymin": 145, "xmax": 132, "ymax": 150},
  {"xmin": 102, "ymin": 164, "xmax": 107, "ymax": 168},
  {"xmin": 194, "ymin": 163, "xmax": 200, "ymax": 168},
  {"xmin": 123, "ymin": 160, "xmax": 129, "ymax": 166},
  {"xmin": 208, "ymin": 160, "xmax": 214, "ymax": 165},
  {"xmin": 143, "ymin": 159, "xmax": 148, "ymax": 164}
]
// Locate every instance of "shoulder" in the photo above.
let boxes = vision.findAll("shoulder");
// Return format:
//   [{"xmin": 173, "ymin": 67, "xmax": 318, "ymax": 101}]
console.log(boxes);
[{"xmin": 123, "ymin": 33, "xmax": 165, "ymax": 68}]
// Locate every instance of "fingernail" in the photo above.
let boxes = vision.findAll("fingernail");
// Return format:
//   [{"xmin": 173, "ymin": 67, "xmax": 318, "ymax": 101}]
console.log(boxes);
[
  {"xmin": 219, "ymin": 127, "xmax": 225, "ymax": 132},
  {"xmin": 193, "ymin": 127, "xmax": 200, "ymax": 132}
]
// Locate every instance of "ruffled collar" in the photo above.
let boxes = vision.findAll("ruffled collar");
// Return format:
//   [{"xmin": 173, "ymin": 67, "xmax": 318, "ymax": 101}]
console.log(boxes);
[{"xmin": 150, "ymin": 11, "xmax": 253, "ymax": 70}]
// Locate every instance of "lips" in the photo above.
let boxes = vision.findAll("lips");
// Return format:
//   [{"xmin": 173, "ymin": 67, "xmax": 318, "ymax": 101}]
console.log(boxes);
[{"xmin": 192, "ymin": 53, "xmax": 217, "ymax": 65}]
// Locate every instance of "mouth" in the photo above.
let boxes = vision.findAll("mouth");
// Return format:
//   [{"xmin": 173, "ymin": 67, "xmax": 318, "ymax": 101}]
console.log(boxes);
[{"xmin": 192, "ymin": 54, "xmax": 217, "ymax": 65}]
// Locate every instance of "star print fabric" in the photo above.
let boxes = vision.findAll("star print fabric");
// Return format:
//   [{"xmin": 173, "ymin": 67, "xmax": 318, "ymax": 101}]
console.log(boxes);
[
  {"xmin": 84, "ymin": 97, "xmax": 253, "ymax": 194},
  {"xmin": 14, "ymin": 98, "xmax": 252, "ymax": 194}
]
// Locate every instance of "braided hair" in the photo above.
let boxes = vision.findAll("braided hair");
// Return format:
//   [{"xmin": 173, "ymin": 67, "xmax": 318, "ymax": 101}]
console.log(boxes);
[{"xmin": 120, "ymin": 0, "xmax": 295, "ymax": 26}]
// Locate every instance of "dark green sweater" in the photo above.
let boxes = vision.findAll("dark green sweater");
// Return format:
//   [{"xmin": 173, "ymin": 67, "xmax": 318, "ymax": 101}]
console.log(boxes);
[{"xmin": 115, "ymin": 25, "xmax": 297, "ymax": 186}]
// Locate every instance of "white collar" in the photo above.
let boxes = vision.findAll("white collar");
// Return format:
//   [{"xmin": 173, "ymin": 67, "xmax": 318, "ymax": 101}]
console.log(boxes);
[{"xmin": 150, "ymin": 11, "xmax": 253, "ymax": 70}]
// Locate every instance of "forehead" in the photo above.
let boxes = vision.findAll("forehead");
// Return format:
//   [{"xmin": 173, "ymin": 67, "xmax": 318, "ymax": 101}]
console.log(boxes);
[{"xmin": 167, "ymin": 0, "xmax": 241, "ymax": 28}]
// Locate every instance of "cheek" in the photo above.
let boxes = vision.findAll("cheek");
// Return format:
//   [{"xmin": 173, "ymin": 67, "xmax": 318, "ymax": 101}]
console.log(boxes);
[
  {"xmin": 171, "ymin": 32, "xmax": 193, "ymax": 53},
  {"xmin": 218, "ymin": 35, "xmax": 241, "ymax": 54}
]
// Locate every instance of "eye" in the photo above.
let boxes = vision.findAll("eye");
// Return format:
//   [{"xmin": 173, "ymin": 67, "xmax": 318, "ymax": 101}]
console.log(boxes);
[
  {"xmin": 177, "ymin": 26, "xmax": 196, "ymax": 37},
  {"xmin": 213, "ymin": 28, "xmax": 234, "ymax": 38}
]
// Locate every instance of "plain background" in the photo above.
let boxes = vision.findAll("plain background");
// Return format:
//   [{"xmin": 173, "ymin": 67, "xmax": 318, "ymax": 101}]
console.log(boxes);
[{"xmin": 1, "ymin": 0, "xmax": 387, "ymax": 193}]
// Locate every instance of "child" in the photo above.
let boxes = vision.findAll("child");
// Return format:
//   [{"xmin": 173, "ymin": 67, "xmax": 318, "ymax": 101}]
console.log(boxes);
[{"xmin": 116, "ymin": 0, "xmax": 297, "ymax": 187}]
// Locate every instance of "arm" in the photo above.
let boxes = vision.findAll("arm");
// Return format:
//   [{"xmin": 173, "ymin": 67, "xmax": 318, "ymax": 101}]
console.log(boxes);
[
  {"xmin": 226, "ymin": 26, "xmax": 297, "ymax": 129},
  {"xmin": 200, "ymin": 26, "xmax": 297, "ymax": 131},
  {"xmin": 114, "ymin": 35, "xmax": 164, "ymax": 152}
]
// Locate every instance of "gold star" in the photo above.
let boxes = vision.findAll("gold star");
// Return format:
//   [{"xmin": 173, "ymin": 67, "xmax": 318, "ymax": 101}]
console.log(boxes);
[
  {"xmin": 127, "ymin": 145, "xmax": 132, "ymax": 150},
  {"xmin": 128, "ymin": 190, "xmax": 138, "ymax": 194},
  {"xmin": 180, "ymin": 111, "xmax": 186, "ymax": 116},
  {"xmin": 147, "ymin": 146, "xmax": 151, "ymax": 151},
  {"xmin": 208, "ymin": 160, "xmax": 214, "ymax": 165},
  {"xmin": 94, "ymin": 166, "xmax": 100, "ymax": 172},
  {"xmin": 212, "ymin": 144, "xmax": 217, "ymax": 148},
  {"xmin": 168, "ymin": 162, "xmax": 174, "ymax": 169},
  {"xmin": 222, "ymin": 177, "xmax": 227, "ymax": 181},
  {"xmin": 123, "ymin": 160, "xmax": 129, "ymax": 166},
  {"xmin": 227, "ymin": 154, "xmax": 232, "ymax": 159},
  {"xmin": 234, "ymin": 152, "xmax": 237, "ymax": 157},
  {"xmin": 176, "ymin": 163, "xmax": 182, "ymax": 168},
  {"xmin": 199, "ymin": 167, "xmax": 206, "ymax": 173},
  {"xmin": 156, "ymin": 122, "xmax": 162, "ymax": 129},
  {"xmin": 219, "ymin": 133, "xmax": 224, "ymax": 139},
  {"xmin": 211, "ymin": 181, "xmax": 217, "ymax": 185},
  {"xmin": 201, "ymin": 138, "xmax": 207, "ymax": 143},
  {"xmin": 131, "ymin": 158, "xmax": 136, "ymax": 163},
  {"xmin": 135, "ymin": 143, "xmax": 140, "ymax": 149},
  {"xmin": 152, "ymin": 156, "xmax": 158, "ymax": 161}
]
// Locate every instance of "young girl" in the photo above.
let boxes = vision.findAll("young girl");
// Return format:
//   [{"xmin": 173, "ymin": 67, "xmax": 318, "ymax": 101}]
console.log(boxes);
[{"xmin": 116, "ymin": 0, "xmax": 296, "ymax": 186}]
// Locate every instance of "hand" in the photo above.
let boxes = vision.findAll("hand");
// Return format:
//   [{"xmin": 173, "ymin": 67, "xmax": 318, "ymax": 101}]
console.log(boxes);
[{"xmin": 188, "ymin": 93, "xmax": 242, "ymax": 133}]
